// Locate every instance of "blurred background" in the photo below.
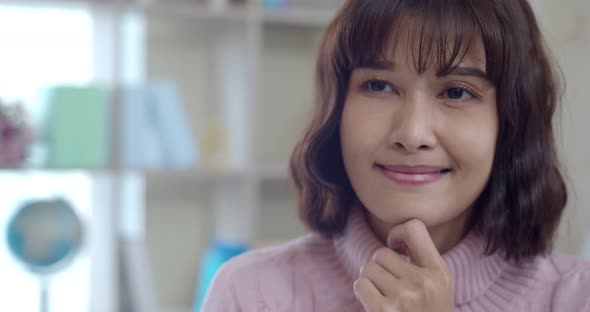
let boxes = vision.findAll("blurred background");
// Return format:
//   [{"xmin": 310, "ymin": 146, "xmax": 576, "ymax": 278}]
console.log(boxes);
[{"xmin": 0, "ymin": 0, "xmax": 587, "ymax": 311}]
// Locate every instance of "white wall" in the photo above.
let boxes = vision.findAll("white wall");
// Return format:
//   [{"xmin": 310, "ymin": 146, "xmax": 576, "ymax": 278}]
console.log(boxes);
[{"xmin": 538, "ymin": 0, "xmax": 590, "ymax": 256}]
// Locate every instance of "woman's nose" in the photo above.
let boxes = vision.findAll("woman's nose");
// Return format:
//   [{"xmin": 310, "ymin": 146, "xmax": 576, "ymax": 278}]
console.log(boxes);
[{"xmin": 388, "ymin": 96, "xmax": 437, "ymax": 153}]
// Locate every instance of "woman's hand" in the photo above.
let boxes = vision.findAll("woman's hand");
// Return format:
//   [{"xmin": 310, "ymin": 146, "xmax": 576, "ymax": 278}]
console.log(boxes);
[{"xmin": 353, "ymin": 219, "xmax": 455, "ymax": 312}]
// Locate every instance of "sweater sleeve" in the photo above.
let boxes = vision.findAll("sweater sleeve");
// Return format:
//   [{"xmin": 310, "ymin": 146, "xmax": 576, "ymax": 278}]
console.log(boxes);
[
  {"xmin": 550, "ymin": 265, "xmax": 590, "ymax": 311},
  {"xmin": 199, "ymin": 240, "xmax": 308, "ymax": 312}
]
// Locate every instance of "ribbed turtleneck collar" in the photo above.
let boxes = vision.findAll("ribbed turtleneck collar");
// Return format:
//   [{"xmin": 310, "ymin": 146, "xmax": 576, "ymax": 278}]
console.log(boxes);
[{"xmin": 333, "ymin": 208, "xmax": 523, "ymax": 305}]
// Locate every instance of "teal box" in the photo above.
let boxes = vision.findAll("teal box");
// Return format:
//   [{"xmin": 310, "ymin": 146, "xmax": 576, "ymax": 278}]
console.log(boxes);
[{"xmin": 194, "ymin": 239, "xmax": 247, "ymax": 311}]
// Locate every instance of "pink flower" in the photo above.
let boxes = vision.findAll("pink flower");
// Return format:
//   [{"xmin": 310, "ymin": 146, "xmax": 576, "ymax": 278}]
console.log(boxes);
[{"xmin": 0, "ymin": 103, "xmax": 34, "ymax": 167}]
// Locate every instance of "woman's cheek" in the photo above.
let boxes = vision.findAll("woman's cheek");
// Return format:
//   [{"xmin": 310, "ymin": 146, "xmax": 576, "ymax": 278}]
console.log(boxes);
[{"xmin": 443, "ymin": 118, "xmax": 497, "ymax": 176}]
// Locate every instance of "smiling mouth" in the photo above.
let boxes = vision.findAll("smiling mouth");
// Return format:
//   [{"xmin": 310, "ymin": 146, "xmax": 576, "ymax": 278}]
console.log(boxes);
[
  {"xmin": 376, "ymin": 164, "xmax": 453, "ymax": 173},
  {"xmin": 375, "ymin": 164, "xmax": 453, "ymax": 185}
]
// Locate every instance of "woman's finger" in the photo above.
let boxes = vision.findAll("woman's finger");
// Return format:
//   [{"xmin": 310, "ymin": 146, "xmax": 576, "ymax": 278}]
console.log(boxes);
[
  {"xmin": 359, "ymin": 260, "xmax": 406, "ymax": 296},
  {"xmin": 387, "ymin": 219, "xmax": 445, "ymax": 270},
  {"xmin": 353, "ymin": 277, "xmax": 385, "ymax": 311},
  {"xmin": 372, "ymin": 247, "xmax": 420, "ymax": 281}
]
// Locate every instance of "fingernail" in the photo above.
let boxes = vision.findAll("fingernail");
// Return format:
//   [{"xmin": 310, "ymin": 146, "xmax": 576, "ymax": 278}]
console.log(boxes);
[
  {"xmin": 401, "ymin": 254, "xmax": 411, "ymax": 263},
  {"xmin": 352, "ymin": 279, "xmax": 360, "ymax": 295},
  {"xmin": 386, "ymin": 225, "xmax": 404, "ymax": 249}
]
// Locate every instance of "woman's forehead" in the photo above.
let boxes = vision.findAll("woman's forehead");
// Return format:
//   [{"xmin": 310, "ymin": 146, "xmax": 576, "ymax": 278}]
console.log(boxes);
[
  {"xmin": 364, "ymin": 31, "xmax": 487, "ymax": 75},
  {"xmin": 341, "ymin": 7, "xmax": 489, "ymax": 77}
]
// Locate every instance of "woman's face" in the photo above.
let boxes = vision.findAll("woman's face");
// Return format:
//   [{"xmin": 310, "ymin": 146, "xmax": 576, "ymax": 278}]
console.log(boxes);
[{"xmin": 340, "ymin": 38, "xmax": 498, "ymax": 250}]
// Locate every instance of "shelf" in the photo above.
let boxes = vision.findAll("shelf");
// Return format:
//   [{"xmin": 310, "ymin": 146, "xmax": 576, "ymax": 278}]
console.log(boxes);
[
  {"xmin": 0, "ymin": 0, "xmax": 134, "ymax": 9},
  {"xmin": 0, "ymin": 164, "xmax": 289, "ymax": 179},
  {"xmin": 145, "ymin": 166, "xmax": 249, "ymax": 181},
  {"xmin": 140, "ymin": 2, "xmax": 338, "ymax": 28},
  {"xmin": 137, "ymin": 0, "xmax": 251, "ymax": 23},
  {"xmin": 0, "ymin": 0, "xmax": 336, "ymax": 27},
  {"xmin": 262, "ymin": 7, "xmax": 336, "ymax": 27},
  {"xmin": 0, "ymin": 0, "xmax": 251, "ymax": 22},
  {"xmin": 0, "ymin": 3, "xmax": 321, "ymax": 309},
  {"xmin": 143, "ymin": 163, "xmax": 290, "ymax": 181},
  {"xmin": 161, "ymin": 308, "xmax": 191, "ymax": 312}
]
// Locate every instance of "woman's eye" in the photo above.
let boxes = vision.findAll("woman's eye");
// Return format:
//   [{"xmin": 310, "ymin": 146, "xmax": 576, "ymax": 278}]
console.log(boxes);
[
  {"xmin": 445, "ymin": 87, "xmax": 474, "ymax": 100},
  {"xmin": 364, "ymin": 79, "xmax": 394, "ymax": 93}
]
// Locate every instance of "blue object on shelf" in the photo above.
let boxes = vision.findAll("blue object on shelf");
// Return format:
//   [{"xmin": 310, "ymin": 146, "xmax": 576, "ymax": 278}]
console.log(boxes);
[
  {"xmin": 121, "ymin": 81, "xmax": 198, "ymax": 169},
  {"xmin": 263, "ymin": 0, "xmax": 289, "ymax": 8},
  {"xmin": 194, "ymin": 239, "xmax": 248, "ymax": 311}
]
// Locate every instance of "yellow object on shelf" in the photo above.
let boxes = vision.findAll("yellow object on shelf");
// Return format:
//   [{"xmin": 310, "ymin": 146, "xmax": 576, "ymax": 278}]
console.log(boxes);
[{"xmin": 200, "ymin": 113, "xmax": 229, "ymax": 170}]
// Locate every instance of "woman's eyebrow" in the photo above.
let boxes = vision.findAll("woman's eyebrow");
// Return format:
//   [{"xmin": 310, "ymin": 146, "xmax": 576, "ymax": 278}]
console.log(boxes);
[
  {"xmin": 441, "ymin": 66, "xmax": 488, "ymax": 80},
  {"xmin": 357, "ymin": 63, "xmax": 491, "ymax": 83}
]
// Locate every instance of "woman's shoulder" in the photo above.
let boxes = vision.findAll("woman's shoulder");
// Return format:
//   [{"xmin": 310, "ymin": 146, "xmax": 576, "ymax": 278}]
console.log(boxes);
[
  {"xmin": 221, "ymin": 232, "xmax": 334, "ymax": 277},
  {"xmin": 200, "ymin": 233, "xmax": 336, "ymax": 311},
  {"xmin": 539, "ymin": 252, "xmax": 590, "ymax": 310},
  {"xmin": 546, "ymin": 252, "xmax": 590, "ymax": 278}
]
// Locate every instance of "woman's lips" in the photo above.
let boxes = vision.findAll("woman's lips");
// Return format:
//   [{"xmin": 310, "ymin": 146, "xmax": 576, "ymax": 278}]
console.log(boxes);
[{"xmin": 376, "ymin": 164, "xmax": 452, "ymax": 186}]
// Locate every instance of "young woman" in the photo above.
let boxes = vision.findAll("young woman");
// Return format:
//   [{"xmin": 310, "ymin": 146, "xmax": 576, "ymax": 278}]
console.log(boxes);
[{"xmin": 202, "ymin": 0, "xmax": 590, "ymax": 311}]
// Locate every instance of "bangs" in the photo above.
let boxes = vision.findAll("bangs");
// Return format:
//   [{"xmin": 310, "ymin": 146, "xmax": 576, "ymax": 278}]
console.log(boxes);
[{"xmin": 336, "ymin": 0, "xmax": 501, "ymax": 81}]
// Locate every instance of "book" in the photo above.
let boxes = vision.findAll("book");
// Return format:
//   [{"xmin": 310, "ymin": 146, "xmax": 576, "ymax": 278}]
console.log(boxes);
[
  {"xmin": 44, "ymin": 86, "xmax": 110, "ymax": 168},
  {"xmin": 120, "ymin": 85, "xmax": 164, "ymax": 169},
  {"xmin": 147, "ymin": 81, "xmax": 198, "ymax": 169},
  {"xmin": 120, "ymin": 81, "xmax": 197, "ymax": 169}
]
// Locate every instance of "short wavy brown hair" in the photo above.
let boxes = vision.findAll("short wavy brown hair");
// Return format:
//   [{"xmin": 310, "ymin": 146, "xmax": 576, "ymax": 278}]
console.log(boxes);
[{"xmin": 289, "ymin": 0, "xmax": 567, "ymax": 263}]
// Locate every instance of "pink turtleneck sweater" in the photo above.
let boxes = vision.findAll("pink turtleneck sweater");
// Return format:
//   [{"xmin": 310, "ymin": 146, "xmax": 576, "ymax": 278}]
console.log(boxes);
[{"xmin": 201, "ymin": 209, "xmax": 590, "ymax": 311}]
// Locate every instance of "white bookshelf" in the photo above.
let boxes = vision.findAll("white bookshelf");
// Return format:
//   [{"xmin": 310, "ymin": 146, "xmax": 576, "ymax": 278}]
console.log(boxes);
[
  {"xmin": 138, "ymin": 1, "xmax": 326, "ymax": 309},
  {"xmin": 0, "ymin": 0, "xmax": 333, "ymax": 310}
]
